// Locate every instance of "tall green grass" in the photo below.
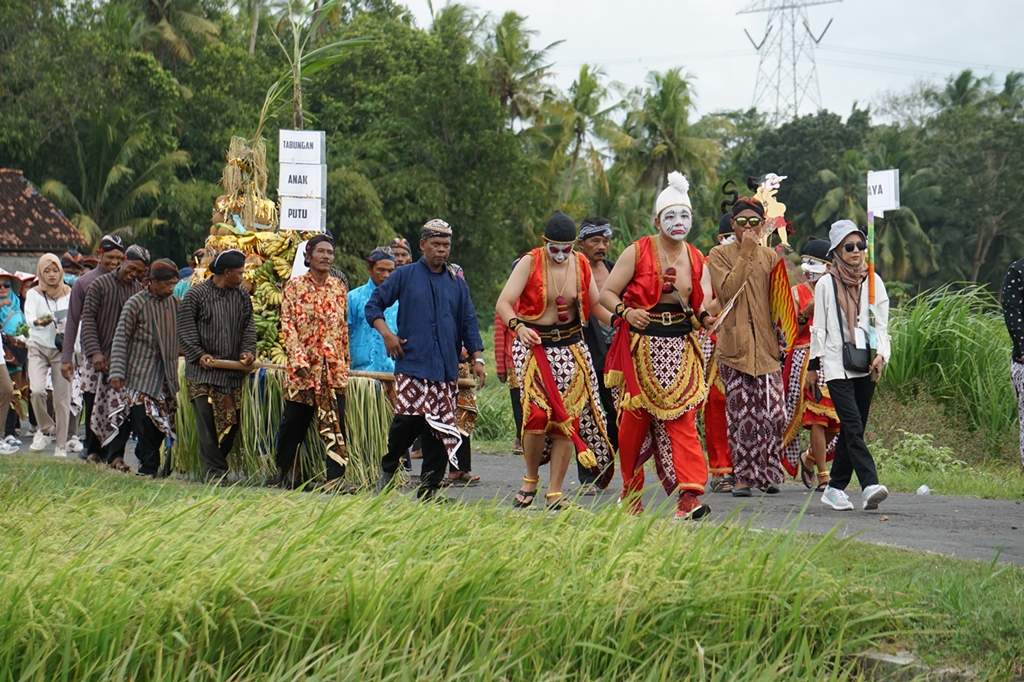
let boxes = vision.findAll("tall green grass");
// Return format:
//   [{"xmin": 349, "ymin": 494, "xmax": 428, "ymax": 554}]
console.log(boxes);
[
  {"xmin": 0, "ymin": 460, "xmax": 909, "ymax": 681},
  {"xmin": 882, "ymin": 284, "xmax": 1016, "ymax": 455}
]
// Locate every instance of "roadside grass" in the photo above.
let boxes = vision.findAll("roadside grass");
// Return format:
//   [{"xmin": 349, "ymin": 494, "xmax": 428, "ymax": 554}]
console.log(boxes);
[{"xmin": 1, "ymin": 458, "xmax": 1022, "ymax": 680}]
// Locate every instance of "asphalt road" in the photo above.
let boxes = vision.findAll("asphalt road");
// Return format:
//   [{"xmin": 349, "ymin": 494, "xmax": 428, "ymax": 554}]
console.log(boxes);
[{"xmin": 18, "ymin": 435, "xmax": 1024, "ymax": 565}]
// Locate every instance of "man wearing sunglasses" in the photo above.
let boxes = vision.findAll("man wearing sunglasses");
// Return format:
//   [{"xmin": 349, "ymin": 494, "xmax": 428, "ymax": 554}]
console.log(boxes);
[
  {"xmin": 497, "ymin": 211, "xmax": 615, "ymax": 511},
  {"xmin": 708, "ymin": 197, "xmax": 787, "ymax": 497},
  {"xmin": 600, "ymin": 172, "xmax": 717, "ymax": 520}
]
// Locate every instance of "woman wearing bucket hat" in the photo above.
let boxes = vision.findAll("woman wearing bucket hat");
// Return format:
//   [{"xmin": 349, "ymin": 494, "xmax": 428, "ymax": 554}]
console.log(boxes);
[{"xmin": 805, "ymin": 220, "xmax": 890, "ymax": 512}]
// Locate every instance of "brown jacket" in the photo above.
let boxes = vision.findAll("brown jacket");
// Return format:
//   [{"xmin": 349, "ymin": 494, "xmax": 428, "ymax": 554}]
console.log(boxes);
[{"xmin": 708, "ymin": 242, "xmax": 781, "ymax": 376}]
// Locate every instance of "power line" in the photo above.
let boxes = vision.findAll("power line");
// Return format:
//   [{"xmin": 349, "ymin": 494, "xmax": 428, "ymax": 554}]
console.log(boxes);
[{"xmin": 818, "ymin": 45, "xmax": 1021, "ymax": 74}]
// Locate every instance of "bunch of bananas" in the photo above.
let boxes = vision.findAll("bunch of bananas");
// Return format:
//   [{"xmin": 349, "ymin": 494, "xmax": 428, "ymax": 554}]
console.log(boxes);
[
  {"xmin": 255, "ymin": 310, "xmax": 287, "ymax": 363},
  {"xmin": 270, "ymin": 256, "xmax": 293, "ymax": 280},
  {"xmin": 259, "ymin": 233, "xmax": 292, "ymax": 258},
  {"xmin": 246, "ymin": 259, "xmax": 276, "ymax": 285},
  {"xmin": 255, "ymin": 281, "xmax": 282, "ymax": 307}
]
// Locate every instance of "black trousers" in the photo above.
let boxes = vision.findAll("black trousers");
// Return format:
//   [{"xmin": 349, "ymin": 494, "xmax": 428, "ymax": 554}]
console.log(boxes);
[
  {"xmin": 450, "ymin": 434, "xmax": 471, "ymax": 473},
  {"xmin": 275, "ymin": 394, "xmax": 346, "ymax": 482},
  {"xmin": 104, "ymin": 411, "xmax": 134, "ymax": 464},
  {"xmin": 510, "ymin": 387, "xmax": 523, "ymax": 439},
  {"xmin": 83, "ymin": 391, "xmax": 102, "ymax": 456},
  {"xmin": 130, "ymin": 405, "xmax": 163, "ymax": 476},
  {"xmin": 826, "ymin": 376, "xmax": 879, "ymax": 490},
  {"xmin": 383, "ymin": 415, "xmax": 447, "ymax": 496},
  {"xmin": 193, "ymin": 397, "xmax": 239, "ymax": 478}
]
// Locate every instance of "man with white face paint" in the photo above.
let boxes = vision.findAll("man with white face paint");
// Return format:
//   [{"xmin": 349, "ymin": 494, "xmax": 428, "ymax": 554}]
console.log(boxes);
[
  {"xmin": 496, "ymin": 211, "xmax": 614, "ymax": 510},
  {"xmin": 781, "ymin": 237, "xmax": 839, "ymax": 492},
  {"xmin": 600, "ymin": 172, "xmax": 717, "ymax": 520}
]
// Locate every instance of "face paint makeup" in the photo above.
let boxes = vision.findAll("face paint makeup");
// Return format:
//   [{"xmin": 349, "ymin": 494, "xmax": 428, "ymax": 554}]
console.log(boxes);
[
  {"xmin": 547, "ymin": 243, "xmax": 573, "ymax": 264},
  {"xmin": 801, "ymin": 257, "xmax": 828, "ymax": 282},
  {"xmin": 721, "ymin": 234, "xmax": 736, "ymax": 245},
  {"xmin": 658, "ymin": 207, "xmax": 692, "ymax": 241}
]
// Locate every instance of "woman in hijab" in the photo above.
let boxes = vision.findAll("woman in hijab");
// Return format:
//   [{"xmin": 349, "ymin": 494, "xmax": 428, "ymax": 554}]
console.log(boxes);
[
  {"xmin": 0, "ymin": 270, "xmax": 25, "ymax": 454},
  {"xmin": 805, "ymin": 220, "xmax": 891, "ymax": 513},
  {"xmin": 23, "ymin": 254, "xmax": 72, "ymax": 457}
]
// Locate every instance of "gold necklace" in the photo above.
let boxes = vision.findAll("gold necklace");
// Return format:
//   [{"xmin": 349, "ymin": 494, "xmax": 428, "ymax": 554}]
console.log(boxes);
[
  {"xmin": 550, "ymin": 255, "xmax": 573, "ymax": 322},
  {"xmin": 657, "ymin": 236, "xmax": 686, "ymax": 294}
]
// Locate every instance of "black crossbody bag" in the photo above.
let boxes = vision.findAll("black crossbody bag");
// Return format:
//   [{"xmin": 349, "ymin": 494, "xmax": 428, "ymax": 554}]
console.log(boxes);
[{"xmin": 831, "ymin": 275, "xmax": 870, "ymax": 373}]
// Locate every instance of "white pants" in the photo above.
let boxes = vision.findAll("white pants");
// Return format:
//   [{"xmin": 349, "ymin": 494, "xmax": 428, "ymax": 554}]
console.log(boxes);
[{"xmin": 27, "ymin": 343, "xmax": 69, "ymax": 450}]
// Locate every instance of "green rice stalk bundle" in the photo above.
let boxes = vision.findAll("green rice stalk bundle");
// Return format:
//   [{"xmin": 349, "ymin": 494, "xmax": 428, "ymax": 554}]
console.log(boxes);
[
  {"xmin": 343, "ymin": 376, "xmax": 393, "ymax": 490},
  {"xmin": 240, "ymin": 367, "xmax": 285, "ymax": 477},
  {"xmin": 883, "ymin": 284, "xmax": 1015, "ymax": 446},
  {"xmin": 172, "ymin": 359, "xmax": 200, "ymax": 479}
]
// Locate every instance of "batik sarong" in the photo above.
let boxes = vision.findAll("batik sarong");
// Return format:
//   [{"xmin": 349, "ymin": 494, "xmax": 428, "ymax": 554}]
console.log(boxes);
[
  {"xmin": 511, "ymin": 338, "xmax": 615, "ymax": 487},
  {"xmin": 456, "ymin": 362, "xmax": 478, "ymax": 437},
  {"xmin": 719, "ymin": 364, "xmax": 786, "ymax": 489},
  {"xmin": 781, "ymin": 346, "xmax": 839, "ymax": 477},
  {"xmin": 95, "ymin": 383, "xmax": 177, "ymax": 446},
  {"xmin": 286, "ymin": 363, "xmax": 347, "ymax": 468},
  {"xmin": 394, "ymin": 373, "xmax": 461, "ymax": 466},
  {"xmin": 188, "ymin": 380, "xmax": 243, "ymax": 446},
  {"xmin": 1013, "ymin": 361, "xmax": 1024, "ymax": 467}
]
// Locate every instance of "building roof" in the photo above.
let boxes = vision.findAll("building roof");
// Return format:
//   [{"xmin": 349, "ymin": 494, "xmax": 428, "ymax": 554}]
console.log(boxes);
[{"xmin": 0, "ymin": 168, "xmax": 88, "ymax": 254}]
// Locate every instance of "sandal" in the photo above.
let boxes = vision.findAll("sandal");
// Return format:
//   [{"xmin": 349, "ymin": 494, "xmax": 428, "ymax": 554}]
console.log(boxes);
[
  {"xmin": 513, "ymin": 476, "xmax": 540, "ymax": 508},
  {"xmin": 710, "ymin": 474, "xmax": 735, "ymax": 493},
  {"xmin": 321, "ymin": 479, "xmax": 359, "ymax": 495},
  {"xmin": 581, "ymin": 484, "xmax": 599, "ymax": 496},
  {"xmin": 799, "ymin": 451, "xmax": 814, "ymax": 489},
  {"xmin": 109, "ymin": 458, "xmax": 131, "ymax": 473},
  {"xmin": 815, "ymin": 470, "xmax": 830, "ymax": 492},
  {"xmin": 446, "ymin": 471, "xmax": 481, "ymax": 487},
  {"xmin": 544, "ymin": 492, "xmax": 580, "ymax": 512}
]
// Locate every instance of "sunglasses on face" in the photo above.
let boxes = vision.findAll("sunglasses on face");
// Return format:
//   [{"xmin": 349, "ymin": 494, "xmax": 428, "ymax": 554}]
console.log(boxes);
[
  {"xmin": 0, "ymin": 282, "xmax": 10, "ymax": 289},
  {"xmin": 843, "ymin": 241, "xmax": 868, "ymax": 253},
  {"xmin": 733, "ymin": 216, "xmax": 761, "ymax": 227}
]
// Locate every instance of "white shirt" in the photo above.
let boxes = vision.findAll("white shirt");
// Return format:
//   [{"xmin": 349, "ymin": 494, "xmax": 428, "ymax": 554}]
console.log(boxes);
[
  {"xmin": 24, "ymin": 288, "xmax": 70, "ymax": 350},
  {"xmin": 809, "ymin": 272, "xmax": 891, "ymax": 382}
]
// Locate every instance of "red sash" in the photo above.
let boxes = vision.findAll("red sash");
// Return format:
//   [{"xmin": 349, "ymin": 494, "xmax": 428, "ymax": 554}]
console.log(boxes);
[{"xmin": 529, "ymin": 344, "xmax": 597, "ymax": 468}]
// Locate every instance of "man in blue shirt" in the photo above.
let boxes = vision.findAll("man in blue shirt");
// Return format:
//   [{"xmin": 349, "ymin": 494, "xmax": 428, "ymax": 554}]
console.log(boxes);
[
  {"xmin": 366, "ymin": 219, "xmax": 486, "ymax": 500},
  {"xmin": 347, "ymin": 247, "xmax": 398, "ymax": 373}
]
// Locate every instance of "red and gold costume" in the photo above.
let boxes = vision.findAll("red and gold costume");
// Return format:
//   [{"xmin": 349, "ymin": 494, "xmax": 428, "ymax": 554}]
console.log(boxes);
[
  {"xmin": 781, "ymin": 281, "xmax": 839, "ymax": 476},
  {"xmin": 701, "ymin": 334, "xmax": 733, "ymax": 475},
  {"xmin": 605, "ymin": 236, "xmax": 708, "ymax": 497},
  {"xmin": 512, "ymin": 248, "xmax": 614, "ymax": 486}
]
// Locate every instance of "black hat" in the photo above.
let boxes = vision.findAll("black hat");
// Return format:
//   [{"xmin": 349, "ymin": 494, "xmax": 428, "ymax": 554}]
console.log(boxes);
[
  {"xmin": 210, "ymin": 249, "xmax": 245, "ymax": 274},
  {"xmin": 800, "ymin": 237, "xmax": 831, "ymax": 262},
  {"xmin": 544, "ymin": 211, "xmax": 577, "ymax": 243}
]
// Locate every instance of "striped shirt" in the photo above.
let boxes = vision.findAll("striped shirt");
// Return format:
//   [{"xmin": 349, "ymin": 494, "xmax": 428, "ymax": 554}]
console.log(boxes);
[
  {"xmin": 109, "ymin": 291, "xmax": 180, "ymax": 398},
  {"xmin": 80, "ymin": 268, "xmax": 143, "ymax": 361},
  {"xmin": 61, "ymin": 265, "xmax": 107, "ymax": 364},
  {"xmin": 177, "ymin": 278, "xmax": 257, "ymax": 388}
]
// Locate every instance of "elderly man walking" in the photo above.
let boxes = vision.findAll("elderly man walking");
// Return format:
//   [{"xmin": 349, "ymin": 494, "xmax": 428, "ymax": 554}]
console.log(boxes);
[
  {"xmin": 108, "ymin": 259, "xmax": 181, "ymax": 478},
  {"xmin": 80, "ymin": 244, "xmax": 150, "ymax": 470},
  {"xmin": 178, "ymin": 250, "xmax": 257, "ymax": 482},
  {"xmin": 367, "ymin": 219, "xmax": 485, "ymax": 501}
]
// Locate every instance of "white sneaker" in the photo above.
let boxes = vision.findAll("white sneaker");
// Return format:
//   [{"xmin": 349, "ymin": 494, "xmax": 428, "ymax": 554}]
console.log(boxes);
[
  {"xmin": 66, "ymin": 435, "xmax": 83, "ymax": 453},
  {"xmin": 29, "ymin": 430, "xmax": 49, "ymax": 452},
  {"xmin": 54, "ymin": 447, "xmax": 67, "ymax": 458},
  {"xmin": 862, "ymin": 484, "xmax": 889, "ymax": 510},
  {"xmin": 0, "ymin": 441, "xmax": 18, "ymax": 455},
  {"xmin": 5, "ymin": 434, "xmax": 22, "ymax": 446},
  {"xmin": 821, "ymin": 485, "xmax": 854, "ymax": 511}
]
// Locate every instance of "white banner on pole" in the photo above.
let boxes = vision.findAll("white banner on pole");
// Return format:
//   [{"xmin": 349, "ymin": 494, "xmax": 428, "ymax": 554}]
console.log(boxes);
[
  {"xmin": 279, "ymin": 130, "xmax": 326, "ymax": 165},
  {"xmin": 279, "ymin": 197, "xmax": 325, "ymax": 232},
  {"xmin": 278, "ymin": 163, "xmax": 327, "ymax": 198},
  {"xmin": 867, "ymin": 169, "xmax": 900, "ymax": 217}
]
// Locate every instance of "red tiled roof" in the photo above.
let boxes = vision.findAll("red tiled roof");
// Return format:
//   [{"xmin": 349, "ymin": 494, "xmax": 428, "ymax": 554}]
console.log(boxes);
[{"xmin": 0, "ymin": 168, "xmax": 88, "ymax": 253}]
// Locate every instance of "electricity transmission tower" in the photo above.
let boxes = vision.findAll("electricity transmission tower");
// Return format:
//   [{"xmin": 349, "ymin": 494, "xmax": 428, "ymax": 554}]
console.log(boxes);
[{"xmin": 739, "ymin": 0, "xmax": 840, "ymax": 124}]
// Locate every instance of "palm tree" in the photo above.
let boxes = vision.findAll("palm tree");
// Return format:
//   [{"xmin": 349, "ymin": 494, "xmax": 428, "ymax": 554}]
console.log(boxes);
[
  {"xmin": 925, "ymin": 69, "xmax": 993, "ymax": 110},
  {"xmin": 996, "ymin": 71, "xmax": 1024, "ymax": 119},
  {"xmin": 616, "ymin": 68, "xmax": 720, "ymax": 193},
  {"xmin": 40, "ymin": 108, "xmax": 190, "ymax": 250},
  {"xmin": 874, "ymin": 169, "xmax": 940, "ymax": 281},
  {"xmin": 812, "ymin": 149, "xmax": 869, "ymax": 228},
  {"xmin": 479, "ymin": 12, "xmax": 562, "ymax": 125},
  {"xmin": 130, "ymin": 0, "xmax": 221, "ymax": 66}
]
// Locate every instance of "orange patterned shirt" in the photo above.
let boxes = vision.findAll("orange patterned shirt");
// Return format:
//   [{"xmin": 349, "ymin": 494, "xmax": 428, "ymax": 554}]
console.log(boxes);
[{"xmin": 281, "ymin": 273, "xmax": 349, "ymax": 393}]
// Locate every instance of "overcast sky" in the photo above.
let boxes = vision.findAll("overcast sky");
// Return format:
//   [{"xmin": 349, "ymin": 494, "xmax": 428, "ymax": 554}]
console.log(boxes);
[{"xmin": 403, "ymin": 0, "xmax": 1024, "ymax": 121}]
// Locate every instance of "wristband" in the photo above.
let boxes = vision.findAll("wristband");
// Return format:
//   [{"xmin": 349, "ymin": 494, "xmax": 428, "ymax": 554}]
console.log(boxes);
[
  {"xmin": 614, "ymin": 303, "xmax": 629, "ymax": 318},
  {"xmin": 807, "ymin": 357, "xmax": 820, "ymax": 371},
  {"xmin": 698, "ymin": 310, "xmax": 710, "ymax": 323},
  {"xmin": 473, "ymin": 358, "xmax": 485, "ymax": 366},
  {"xmin": 507, "ymin": 317, "xmax": 522, "ymax": 332}
]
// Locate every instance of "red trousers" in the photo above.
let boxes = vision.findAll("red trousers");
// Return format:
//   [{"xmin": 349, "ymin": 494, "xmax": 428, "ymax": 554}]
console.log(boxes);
[
  {"xmin": 704, "ymin": 383, "xmax": 733, "ymax": 474},
  {"xmin": 618, "ymin": 407, "xmax": 706, "ymax": 496}
]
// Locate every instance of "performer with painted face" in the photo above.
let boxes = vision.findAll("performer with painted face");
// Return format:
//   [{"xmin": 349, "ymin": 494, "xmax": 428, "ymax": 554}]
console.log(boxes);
[
  {"xmin": 782, "ymin": 237, "xmax": 839, "ymax": 491},
  {"xmin": 600, "ymin": 173, "xmax": 717, "ymax": 520},
  {"xmin": 496, "ymin": 211, "xmax": 615, "ymax": 510}
]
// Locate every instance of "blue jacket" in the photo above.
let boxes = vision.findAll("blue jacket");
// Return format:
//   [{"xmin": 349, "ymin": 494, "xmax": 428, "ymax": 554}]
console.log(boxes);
[
  {"xmin": 365, "ymin": 259, "xmax": 483, "ymax": 382},
  {"xmin": 347, "ymin": 280, "xmax": 398, "ymax": 373}
]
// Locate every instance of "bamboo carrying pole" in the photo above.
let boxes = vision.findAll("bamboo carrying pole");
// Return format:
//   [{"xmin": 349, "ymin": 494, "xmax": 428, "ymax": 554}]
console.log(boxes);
[{"xmin": 206, "ymin": 359, "xmax": 478, "ymax": 389}]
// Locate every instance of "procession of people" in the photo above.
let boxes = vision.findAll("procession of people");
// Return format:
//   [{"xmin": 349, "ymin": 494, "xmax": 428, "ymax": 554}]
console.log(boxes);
[{"xmin": 1, "ymin": 171, "xmax": 898, "ymax": 516}]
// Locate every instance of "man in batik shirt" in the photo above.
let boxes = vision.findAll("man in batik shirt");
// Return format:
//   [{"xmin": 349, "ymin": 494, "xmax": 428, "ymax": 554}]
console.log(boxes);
[
  {"xmin": 269, "ymin": 234, "xmax": 351, "ymax": 492},
  {"xmin": 496, "ymin": 211, "xmax": 614, "ymax": 510},
  {"xmin": 601, "ymin": 172, "xmax": 716, "ymax": 520},
  {"xmin": 366, "ymin": 219, "xmax": 485, "ymax": 501},
  {"xmin": 108, "ymin": 259, "xmax": 180, "ymax": 478}
]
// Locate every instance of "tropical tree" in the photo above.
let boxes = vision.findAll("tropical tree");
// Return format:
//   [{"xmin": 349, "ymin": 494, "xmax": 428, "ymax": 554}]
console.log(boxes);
[
  {"xmin": 130, "ymin": 0, "xmax": 220, "ymax": 66},
  {"xmin": 40, "ymin": 107, "xmax": 189, "ymax": 250},
  {"xmin": 925, "ymin": 69, "xmax": 993, "ymax": 110},
  {"xmin": 996, "ymin": 71, "xmax": 1024, "ymax": 119},
  {"xmin": 811, "ymin": 148, "xmax": 869, "ymax": 228},
  {"xmin": 479, "ymin": 11, "xmax": 561, "ymax": 125},
  {"xmin": 616, "ymin": 68, "xmax": 720, "ymax": 192}
]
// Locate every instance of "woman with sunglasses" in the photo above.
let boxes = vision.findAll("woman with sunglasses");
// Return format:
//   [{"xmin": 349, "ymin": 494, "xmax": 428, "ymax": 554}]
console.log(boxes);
[{"xmin": 806, "ymin": 220, "xmax": 890, "ymax": 512}]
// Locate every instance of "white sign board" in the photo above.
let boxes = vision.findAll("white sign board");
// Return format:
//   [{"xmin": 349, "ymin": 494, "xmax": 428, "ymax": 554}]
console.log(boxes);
[
  {"xmin": 278, "ymin": 163, "xmax": 327, "ymax": 198},
  {"xmin": 867, "ymin": 169, "xmax": 900, "ymax": 217},
  {"xmin": 279, "ymin": 197, "xmax": 326, "ymax": 232},
  {"xmin": 278, "ymin": 130, "xmax": 326, "ymax": 165}
]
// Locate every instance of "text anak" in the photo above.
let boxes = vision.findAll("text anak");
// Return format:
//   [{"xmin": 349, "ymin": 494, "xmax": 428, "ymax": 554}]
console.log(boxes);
[
  {"xmin": 282, "ymin": 140, "xmax": 315, "ymax": 149},
  {"xmin": 287, "ymin": 174, "xmax": 308, "ymax": 185}
]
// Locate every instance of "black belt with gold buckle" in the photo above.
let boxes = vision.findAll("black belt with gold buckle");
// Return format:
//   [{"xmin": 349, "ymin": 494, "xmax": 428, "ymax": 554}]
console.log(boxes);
[{"xmin": 528, "ymin": 323, "xmax": 583, "ymax": 347}]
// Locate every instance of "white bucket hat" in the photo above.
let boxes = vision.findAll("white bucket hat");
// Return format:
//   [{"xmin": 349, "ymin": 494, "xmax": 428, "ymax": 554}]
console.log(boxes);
[{"xmin": 828, "ymin": 219, "xmax": 865, "ymax": 255}]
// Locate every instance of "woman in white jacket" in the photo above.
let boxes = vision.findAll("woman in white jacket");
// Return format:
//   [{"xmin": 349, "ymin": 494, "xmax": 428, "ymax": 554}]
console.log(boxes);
[
  {"xmin": 806, "ymin": 220, "xmax": 890, "ymax": 511},
  {"xmin": 24, "ymin": 254, "xmax": 72, "ymax": 457}
]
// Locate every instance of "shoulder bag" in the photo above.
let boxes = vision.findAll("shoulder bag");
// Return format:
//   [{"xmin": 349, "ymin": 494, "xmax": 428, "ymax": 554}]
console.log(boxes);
[{"xmin": 831, "ymin": 275, "xmax": 870, "ymax": 373}]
